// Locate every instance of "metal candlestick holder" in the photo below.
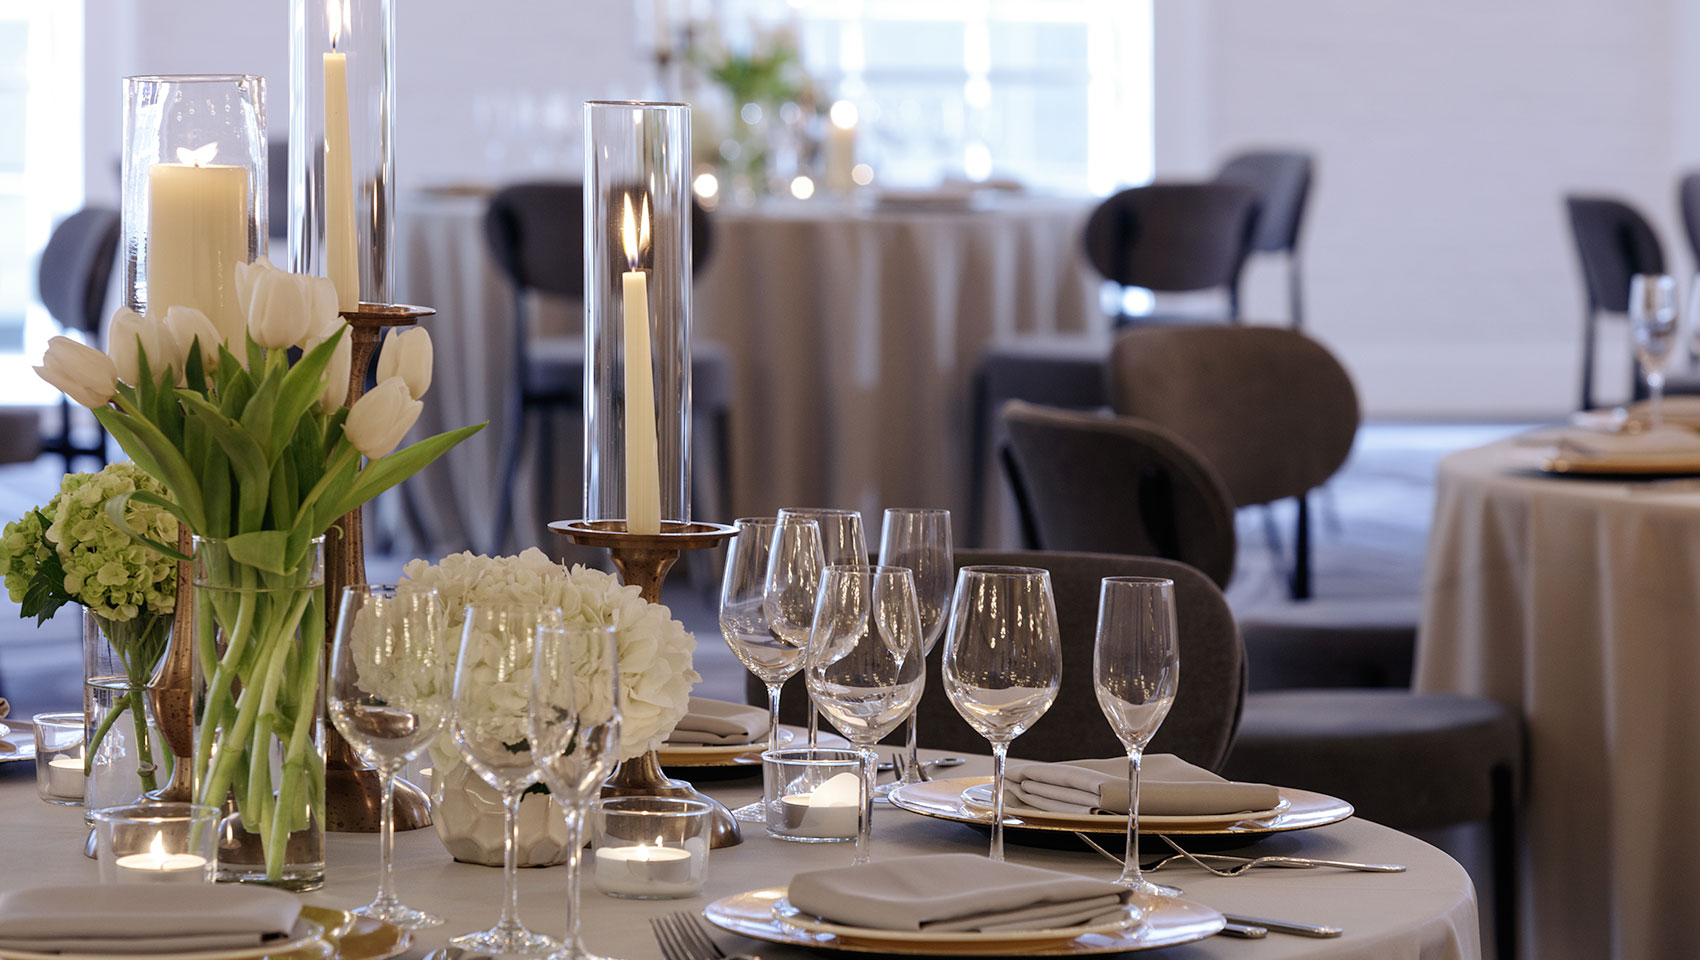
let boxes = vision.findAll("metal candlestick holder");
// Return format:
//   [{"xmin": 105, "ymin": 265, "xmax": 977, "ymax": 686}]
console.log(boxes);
[{"xmin": 550, "ymin": 518, "xmax": 740, "ymax": 847}]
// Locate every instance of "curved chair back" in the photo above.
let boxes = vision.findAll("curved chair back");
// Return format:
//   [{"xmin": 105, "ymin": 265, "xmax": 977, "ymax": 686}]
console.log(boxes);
[
  {"xmin": 1000, "ymin": 400, "xmax": 1236, "ymax": 589},
  {"xmin": 1679, "ymin": 173, "xmax": 1700, "ymax": 272},
  {"xmin": 1565, "ymin": 195, "xmax": 1664, "ymax": 314},
  {"xmin": 1215, "ymin": 151, "xmax": 1312, "ymax": 255},
  {"xmin": 37, "ymin": 207, "xmax": 121, "ymax": 337},
  {"xmin": 1082, "ymin": 182, "xmax": 1259, "ymax": 295},
  {"xmin": 1108, "ymin": 325, "xmax": 1358, "ymax": 508}
]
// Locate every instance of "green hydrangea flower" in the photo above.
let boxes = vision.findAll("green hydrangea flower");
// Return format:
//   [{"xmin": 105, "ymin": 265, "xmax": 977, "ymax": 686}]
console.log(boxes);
[
  {"xmin": 1, "ymin": 500, "xmax": 59, "ymax": 608},
  {"xmin": 45, "ymin": 463, "xmax": 178, "ymax": 622}
]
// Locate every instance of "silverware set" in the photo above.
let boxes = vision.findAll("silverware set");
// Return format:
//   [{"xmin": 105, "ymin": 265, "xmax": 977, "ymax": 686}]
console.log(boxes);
[{"xmin": 652, "ymin": 912, "xmax": 759, "ymax": 960}]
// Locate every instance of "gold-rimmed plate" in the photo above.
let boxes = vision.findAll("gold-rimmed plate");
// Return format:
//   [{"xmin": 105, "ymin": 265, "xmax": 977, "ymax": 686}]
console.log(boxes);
[
  {"xmin": 1541, "ymin": 451, "xmax": 1700, "ymax": 475},
  {"xmin": 705, "ymin": 887, "xmax": 1223, "ymax": 956},
  {"xmin": 658, "ymin": 726, "xmax": 796, "ymax": 767},
  {"xmin": 958, "ymin": 783, "xmax": 1289, "ymax": 829},
  {"xmin": 889, "ymin": 778, "xmax": 1352, "ymax": 837},
  {"xmin": 295, "ymin": 908, "xmax": 409, "ymax": 960}
]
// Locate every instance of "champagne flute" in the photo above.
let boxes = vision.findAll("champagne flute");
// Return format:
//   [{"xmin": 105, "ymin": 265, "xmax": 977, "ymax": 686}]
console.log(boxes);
[
  {"xmin": 721, "ymin": 517, "xmax": 805, "ymax": 822},
  {"xmin": 1093, "ymin": 577, "xmax": 1181, "ymax": 900},
  {"xmin": 804, "ymin": 564, "xmax": 926, "ymax": 864},
  {"xmin": 763, "ymin": 514, "xmax": 825, "ymax": 745},
  {"xmin": 942, "ymin": 566, "xmax": 1061, "ymax": 862},
  {"xmin": 777, "ymin": 508, "xmax": 866, "ymax": 745},
  {"xmin": 450, "ymin": 602, "xmax": 564, "ymax": 958},
  {"xmin": 530, "ymin": 623, "xmax": 620, "ymax": 960},
  {"xmin": 329, "ymin": 584, "xmax": 452, "ymax": 928},
  {"xmin": 1631, "ymin": 273, "xmax": 1680, "ymax": 428},
  {"xmin": 876, "ymin": 507, "xmax": 952, "ymax": 795}
]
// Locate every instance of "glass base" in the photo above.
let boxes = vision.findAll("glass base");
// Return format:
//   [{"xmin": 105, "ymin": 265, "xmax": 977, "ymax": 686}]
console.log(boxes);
[
  {"xmin": 450, "ymin": 925, "xmax": 561, "ymax": 959},
  {"xmin": 356, "ymin": 900, "xmax": 443, "ymax": 930},
  {"xmin": 216, "ymin": 862, "xmax": 326, "ymax": 892},
  {"xmin": 731, "ymin": 800, "xmax": 765, "ymax": 823},
  {"xmin": 1120, "ymin": 877, "xmax": 1183, "ymax": 901},
  {"xmin": 549, "ymin": 947, "xmax": 616, "ymax": 960}
]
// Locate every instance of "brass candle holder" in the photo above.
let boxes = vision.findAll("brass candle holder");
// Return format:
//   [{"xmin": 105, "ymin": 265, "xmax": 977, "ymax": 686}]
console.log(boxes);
[{"xmin": 550, "ymin": 518, "xmax": 740, "ymax": 847}]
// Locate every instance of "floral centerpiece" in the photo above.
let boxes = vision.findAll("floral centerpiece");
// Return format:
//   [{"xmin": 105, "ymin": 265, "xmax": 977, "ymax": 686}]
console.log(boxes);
[
  {"xmin": 1, "ymin": 462, "xmax": 177, "ymax": 793},
  {"xmin": 32, "ymin": 260, "xmax": 482, "ymax": 886}
]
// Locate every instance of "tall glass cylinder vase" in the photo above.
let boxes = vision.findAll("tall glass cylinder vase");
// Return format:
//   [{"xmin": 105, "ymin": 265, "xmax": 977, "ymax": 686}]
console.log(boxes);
[
  {"xmin": 583, "ymin": 101, "xmax": 693, "ymax": 533},
  {"xmin": 83, "ymin": 607, "xmax": 173, "ymax": 814},
  {"xmin": 121, "ymin": 75, "xmax": 266, "ymax": 333},
  {"xmin": 191, "ymin": 535, "xmax": 327, "ymax": 890},
  {"xmin": 289, "ymin": 0, "xmax": 396, "ymax": 309}
]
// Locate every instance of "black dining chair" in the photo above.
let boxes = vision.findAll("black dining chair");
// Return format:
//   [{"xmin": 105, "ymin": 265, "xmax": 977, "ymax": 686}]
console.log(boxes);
[
  {"xmin": 36, "ymin": 206, "xmax": 121, "ymax": 469},
  {"xmin": 1083, "ymin": 181, "xmax": 1261, "ymax": 325},
  {"xmin": 1564, "ymin": 194, "xmax": 1678, "ymax": 412},
  {"xmin": 1678, "ymin": 172, "xmax": 1700, "ymax": 274},
  {"xmin": 1215, "ymin": 150, "xmax": 1313, "ymax": 330}
]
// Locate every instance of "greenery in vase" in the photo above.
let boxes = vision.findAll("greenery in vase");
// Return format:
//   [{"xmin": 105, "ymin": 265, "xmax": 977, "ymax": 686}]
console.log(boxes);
[
  {"xmin": 33, "ymin": 260, "xmax": 482, "ymax": 881},
  {"xmin": 0, "ymin": 462, "xmax": 178, "ymax": 791}
]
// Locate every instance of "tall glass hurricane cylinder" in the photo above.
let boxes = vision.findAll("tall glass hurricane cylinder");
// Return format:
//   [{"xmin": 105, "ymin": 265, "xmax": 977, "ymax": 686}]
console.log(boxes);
[{"xmin": 583, "ymin": 101, "xmax": 692, "ymax": 532}]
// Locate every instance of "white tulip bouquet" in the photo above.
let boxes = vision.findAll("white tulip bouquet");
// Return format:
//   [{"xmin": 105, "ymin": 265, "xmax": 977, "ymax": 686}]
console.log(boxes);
[{"xmin": 34, "ymin": 260, "xmax": 482, "ymax": 882}]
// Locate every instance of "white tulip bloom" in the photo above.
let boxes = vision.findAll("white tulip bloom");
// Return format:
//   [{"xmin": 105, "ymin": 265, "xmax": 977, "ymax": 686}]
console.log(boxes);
[
  {"xmin": 108, "ymin": 307, "xmax": 175, "ymax": 385},
  {"xmin": 36, "ymin": 336, "xmax": 118, "ymax": 408},
  {"xmin": 375, "ymin": 327, "xmax": 433, "ymax": 399},
  {"xmin": 344, "ymin": 376, "xmax": 422, "ymax": 459}
]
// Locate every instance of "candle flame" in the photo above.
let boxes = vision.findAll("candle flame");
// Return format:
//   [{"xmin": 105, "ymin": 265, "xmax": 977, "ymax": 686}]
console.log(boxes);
[
  {"xmin": 148, "ymin": 834, "xmax": 167, "ymax": 859},
  {"xmin": 175, "ymin": 143, "xmax": 219, "ymax": 166},
  {"xmin": 622, "ymin": 193, "xmax": 651, "ymax": 270},
  {"xmin": 327, "ymin": 0, "xmax": 348, "ymax": 48}
]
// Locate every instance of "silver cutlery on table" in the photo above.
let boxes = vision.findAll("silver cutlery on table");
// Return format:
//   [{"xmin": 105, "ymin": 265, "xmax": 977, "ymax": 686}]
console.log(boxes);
[
  {"xmin": 651, "ymin": 911, "xmax": 760, "ymax": 960},
  {"xmin": 1221, "ymin": 913, "xmax": 1342, "ymax": 938},
  {"xmin": 876, "ymin": 756, "xmax": 966, "ymax": 775},
  {"xmin": 1153, "ymin": 834, "xmax": 1406, "ymax": 875}
]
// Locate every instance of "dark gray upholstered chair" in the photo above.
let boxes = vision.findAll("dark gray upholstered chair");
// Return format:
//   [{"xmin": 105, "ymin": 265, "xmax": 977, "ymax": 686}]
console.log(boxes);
[
  {"xmin": 1083, "ymin": 181, "xmax": 1261, "ymax": 324},
  {"xmin": 1565, "ymin": 195, "xmax": 1670, "ymax": 412},
  {"xmin": 1000, "ymin": 401, "xmax": 1236, "ymax": 590},
  {"xmin": 36, "ymin": 207, "xmax": 121, "ymax": 469},
  {"xmin": 1108, "ymin": 325, "xmax": 1357, "ymax": 599},
  {"xmin": 1216, "ymin": 151, "xmax": 1312, "ymax": 330},
  {"xmin": 483, "ymin": 182, "xmax": 728, "ymax": 552},
  {"xmin": 1680, "ymin": 172, "xmax": 1700, "ymax": 275},
  {"xmin": 748, "ymin": 549, "xmax": 1246, "ymax": 771}
]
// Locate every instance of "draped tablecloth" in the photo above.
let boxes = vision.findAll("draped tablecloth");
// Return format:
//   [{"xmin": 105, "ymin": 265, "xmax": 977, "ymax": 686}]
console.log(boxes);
[
  {"xmin": 391, "ymin": 191, "xmax": 1103, "ymax": 556},
  {"xmin": 1417, "ymin": 438, "xmax": 1700, "ymax": 960},
  {"xmin": 0, "ymin": 749, "xmax": 1478, "ymax": 960}
]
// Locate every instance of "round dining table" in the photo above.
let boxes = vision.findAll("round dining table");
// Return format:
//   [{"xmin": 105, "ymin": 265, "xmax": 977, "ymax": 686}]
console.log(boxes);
[
  {"xmin": 0, "ymin": 745, "xmax": 1478, "ymax": 960},
  {"xmin": 1417, "ymin": 437, "xmax": 1700, "ymax": 960}
]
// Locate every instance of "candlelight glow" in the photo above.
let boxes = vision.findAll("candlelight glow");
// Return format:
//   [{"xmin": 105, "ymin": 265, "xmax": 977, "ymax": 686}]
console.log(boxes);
[
  {"xmin": 622, "ymin": 193, "xmax": 651, "ymax": 270},
  {"xmin": 327, "ymin": 0, "xmax": 348, "ymax": 47},
  {"xmin": 790, "ymin": 175, "xmax": 816, "ymax": 200},
  {"xmin": 175, "ymin": 143, "xmax": 219, "ymax": 166},
  {"xmin": 851, "ymin": 163, "xmax": 874, "ymax": 186},
  {"xmin": 830, "ymin": 100, "xmax": 859, "ymax": 130},
  {"xmin": 693, "ymin": 171, "xmax": 719, "ymax": 199}
]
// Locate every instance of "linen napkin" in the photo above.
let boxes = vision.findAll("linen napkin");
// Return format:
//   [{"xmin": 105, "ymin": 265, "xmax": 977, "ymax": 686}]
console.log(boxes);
[
  {"xmin": 0, "ymin": 884, "xmax": 302, "ymax": 954},
  {"xmin": 1007, "ymin": 754, "xmax": 1280, "ymax": 816},
  {"xmin": 663, "ymin": 697, "xmax": 771, "ymax": 746},
  {"xmin": 787, "ymin": 854, "xmax": 1134, "ymax": 933}
]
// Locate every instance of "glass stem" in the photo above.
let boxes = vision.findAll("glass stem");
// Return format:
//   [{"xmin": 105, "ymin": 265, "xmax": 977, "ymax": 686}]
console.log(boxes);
[
  {"xmin": 854, "ymin": 744, "xmax": 877, "ymax": 865},
  {"xmin": 766, "ymin": 682, "xmax": 783, "ymax": 756},
  {"xmin": 1119, "ymin": 750, "xmax": 1143, "ymax": 887},
  {"xmin": 1652, "ymin": 373, "xmax": 1667, "ymax": 428},
  {"xmin": 903, "ymin": 712, "xmax": 920, "ymax": 785},
  {"xmin": 499, "ymin": 791, "xmax": 523, "ymax": 933},
  {"xmin": 990, "ymin": 741, "xmax": 1009, "ymax": 862},
  {"xmin": 374, "ymin": 768, "xmax": 398, "ymax": 909},
  {"xmin": 562, "ymin": 805, "xmax": 585, "ymax": 956},
  {"xmin": 807, "ymin": 702, "xmax": 819, "ymax": 748}
]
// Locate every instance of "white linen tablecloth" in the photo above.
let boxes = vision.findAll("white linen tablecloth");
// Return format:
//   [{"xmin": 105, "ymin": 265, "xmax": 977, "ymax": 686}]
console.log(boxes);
[
  {"xmin": 0, "ymin": 750, "xmax": 1477, "ymax": 960},
  {"xmin": 1417, "ymin": 438, "xmax": 1700, "ymax": 960}
]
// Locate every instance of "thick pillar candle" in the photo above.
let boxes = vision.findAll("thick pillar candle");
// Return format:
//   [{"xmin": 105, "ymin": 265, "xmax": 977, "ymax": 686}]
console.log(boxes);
[
  {"xmin": 323, "ymin": 39, "xmax": 359, "ymax": 311},
  {"xmin": 826, "ymin": 101, "xmax": 858, "ymax": 194},
  {"xmin": 146, "ymin": 146, "xmax": 248, "ymax": 334},
  {"xmin": 621, "ymin": 194, "xmax": 662, "ymax": 535}
]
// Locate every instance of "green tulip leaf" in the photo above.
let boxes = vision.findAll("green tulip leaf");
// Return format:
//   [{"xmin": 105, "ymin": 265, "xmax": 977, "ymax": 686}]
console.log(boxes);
[
  {"xmin": 225, "ymin": 530, "xmax": 290, "ymax": 575},
  {"xmin": 102, "ymin": 491, "xmax": 194, "ymax": 562}
]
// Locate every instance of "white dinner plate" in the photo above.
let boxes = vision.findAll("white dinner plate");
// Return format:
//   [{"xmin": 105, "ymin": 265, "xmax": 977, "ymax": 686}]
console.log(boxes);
[
  {"xmin": 959, "ymin": 782, "xmax": 1289, "ymax": 828},
  {"xmin": 0, "ymin": 721, "xmax": 33, "ymax": 765},
  {"xmin": 0, "ymin": 918, "xmax": 322, "ymax": 960},
  {"xmin": 771, "ymin": 898, "xmax": 1142, "ymax": 945},
  {"xmin": 657, "ymin": 726, "xmax": 796, "ymax": 766}
]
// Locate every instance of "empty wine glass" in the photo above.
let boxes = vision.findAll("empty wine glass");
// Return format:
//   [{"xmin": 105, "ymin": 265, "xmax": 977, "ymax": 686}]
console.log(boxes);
[
  {"xmin": 1631, "ymin": 273, "xmax": 1680, "ymax": 427},
  {"xmin": 530, "ymin": 623, "xmax": 620, "ymax": 960},
  {"xmin": 778, "ymin": 508, "xmax": 867, "ymax": 745},
  {"xmin": 942, "ymin": 566, "xmax": 1061, "ymax": 862},
  {"xmin": 1093, "ymin": 577, "xmax": 1181, "ymax": 900},
  {"xmin": 763, "ymin": 514, "xmax": 825, "ymax": 745},
  {"xmin": 450, "ymin": 602, "xmax": 564, "ymax": 958},
  {"xmin": 876, "ymin": 507, "xmax": 952, "ymax": 795},
  {"xmin": 804, "ymin": 564, "xmax": 926, "ymax": 864},
  {"xmin": 329, "ymin": 584, "xmax": 452, "ymax": 929},
  {"xmin": 721, "ymin": 517, "xmax": 806, "ymax": 822}
]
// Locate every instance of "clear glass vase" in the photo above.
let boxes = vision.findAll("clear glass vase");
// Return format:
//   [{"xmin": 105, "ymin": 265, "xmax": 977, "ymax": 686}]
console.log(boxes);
[
  {"xmin": 191, "ymin": 535, "xmax": 327, "ymax": 890},
  {"xmin": 82, "ymin": 606, "xmax": 174, "ymax": 814}
]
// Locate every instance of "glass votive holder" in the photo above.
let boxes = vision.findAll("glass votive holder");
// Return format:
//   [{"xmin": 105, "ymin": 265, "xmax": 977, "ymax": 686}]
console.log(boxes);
[
  {"xmin": 590, "ymin": 796, "xmax": 711, "ymax": 899},
  {"xmin": 762, "ymin": 746, "xmax": 862, "ymax": 843},
  {"xmin": 32, "ymin": 711, "xmax": 85, "ymax": 806},
  {"xmin": 90, "ymin": 802, "xmax": 219, "ymax": 884}
]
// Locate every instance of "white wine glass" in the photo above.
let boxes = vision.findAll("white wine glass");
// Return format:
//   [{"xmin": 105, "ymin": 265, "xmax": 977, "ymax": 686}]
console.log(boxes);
[
  {"xmin": 804, "ymin": 564, "xmax": 926, "ymax": 864},
  {"xmin": 530, "ymin": 623, "xmax": 621, "ymax": 960},
  {"xmin": 876, "ymin": 507, "xmax": 952, "ymax": 795},
  {"xmin": 721, "ymin": 517, "xmax": 805, "ymax": 822},
  {"xmin": 778, "ymin": 508, "xmax": 866, "ymax": 745},
  {"xmin": 1631, "ymin": 273, "xmax": 1680, "ymax": 428},
  {"xmin": 763, "ymin": 514, "xmax": 825, "ymax": 745},
  {"xmin": 450, "ymin": 602, "xmax": 564, "ymax": 958},
  {"xmin": 1093, "ymin": 577, "xmax": 1181, "ymax": 900},
  {"xmin": 942, "ymin": 565, "xmax": 1061, "ymax": 862},
  {"xmin": 329, "ymin": 584, "xmax": 451, "ymax": 929}
]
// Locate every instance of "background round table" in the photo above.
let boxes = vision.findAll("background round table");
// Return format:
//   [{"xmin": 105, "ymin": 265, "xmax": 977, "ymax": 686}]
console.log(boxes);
[{"xmin": 1417, "ymin": 437, "xmax": 1700, "ymax": 960}]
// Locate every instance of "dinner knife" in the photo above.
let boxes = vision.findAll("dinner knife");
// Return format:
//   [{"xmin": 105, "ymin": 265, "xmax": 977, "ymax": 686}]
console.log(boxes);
[
  {"xmin": 1217, "ymin": 921, "xmax": 1268, "ymax": 939},
  {"xmin": 1222, "ymin": 913, "xmax": 1342, "ymax": 938}
]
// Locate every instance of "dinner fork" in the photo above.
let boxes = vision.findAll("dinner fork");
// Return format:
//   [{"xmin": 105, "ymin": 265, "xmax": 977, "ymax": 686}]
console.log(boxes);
[
  {"xmin": 650, "ymin": 911, "xmax": 760, "ymax": 960},
  {"xmin": 1074, "ymin": 832, "xmax": 1405, "ymax": 874}
]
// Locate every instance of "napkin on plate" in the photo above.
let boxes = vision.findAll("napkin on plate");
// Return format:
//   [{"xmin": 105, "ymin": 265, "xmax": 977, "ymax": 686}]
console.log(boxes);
[
  {"xmin": 787, "ymin": 854, "xmax": 1133, "ymax": 933},
  {"xmin": 0, "ymin": 884, "xmax": 302, "ymax": 954},
  {"xmin": 1549, "ymin": 425, "xmax": 1700, "ymax": 459},
  {"xmin": 663, "ymin": 697, "xmax": 771, "ymax": 746},
  {"xmin": 1007, "ymin": 754, "xmax": 1280, "ymax": 816}
]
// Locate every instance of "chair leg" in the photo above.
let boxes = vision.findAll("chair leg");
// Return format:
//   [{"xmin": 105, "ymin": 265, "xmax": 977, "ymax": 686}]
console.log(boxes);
[
  {"xmin": 1580, "ymin": 308, "xmax": 1596, "ymax": 412},
  {"xmin": 1287, "ymin": 252, "xmax": 1305, "ymax": 332},
  {"xmin": 1490, "ymin": 764, "xmax": 1517, "ymax": 960},
  {"xmin": 491, "ymin": 406, "xmax": 528, "ymax": 555},
  {"xmin": 1288, "ymin": 493, "xmax": 1312, "ymax": 601}
]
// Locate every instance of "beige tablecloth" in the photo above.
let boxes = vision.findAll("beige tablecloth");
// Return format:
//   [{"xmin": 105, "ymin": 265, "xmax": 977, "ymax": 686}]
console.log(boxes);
[
  {"xmin": 391, "ymin": 192, "xmax": 1102, "ymax": 556},
  {"xmin": 1417, "ymin": 438, "xmax": 1700, "ymax": 960},
  {"xmin": 0, "ymin": 750, "xmax": 1477, "ymax": 960}
]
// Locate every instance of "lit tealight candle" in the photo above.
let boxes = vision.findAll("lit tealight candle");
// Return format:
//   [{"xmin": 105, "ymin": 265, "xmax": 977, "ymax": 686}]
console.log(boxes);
[
  {"xmin": 114, "ymin": 834, "xmax": 209, "ymax": 883},
  {"xmin": 778, "ymin": 771, "xmax": 860, "ymax": 839},
  {"xmin": 594, "ymin": 841, "xmax": 703, "ymax": 898},
  {"xmin": 45, "ymin": 756, "xmax": 85, "ymax": 801}
]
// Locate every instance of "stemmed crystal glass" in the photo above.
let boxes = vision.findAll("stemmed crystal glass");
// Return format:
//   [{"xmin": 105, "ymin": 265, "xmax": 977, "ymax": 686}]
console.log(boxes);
[
  {"xmin": 876, "ymin": 508, "xmax": 952, "ymax": 795},
  {"xmin": 1094, "ymin": 577, "xmax": 1181, "ymax": 899},
  {"xmin": 530, "ymin": 623, "xmax": 621, "ymax": 960},
  {"xmin": 942, "ymin": 566, "xmax": 1062, "ymax": 862},
  {"xmin": 449, "ymin": 602, "xmax": 564, "ymax": 957},
  {"xmin": 329, "ymin": 584, "xmax": 452, "ymax": 928},
  {"xmin": 763, "ymin": 513, "xmax": 826, "ymax": 745},
  {"xmin": 721, "ymin": 517, "xmax": 806, "ymax": 822},
  {"xmin": 804, "ymin": 564, "xmax": 926, "ymax": 865},
  {"xmin": 1631, "ymin": 273, "xmax": 1680, "ymax": 428},
  {"xmin": 777, "ymin": 508, "xmax": 867, "ymax": 745}
]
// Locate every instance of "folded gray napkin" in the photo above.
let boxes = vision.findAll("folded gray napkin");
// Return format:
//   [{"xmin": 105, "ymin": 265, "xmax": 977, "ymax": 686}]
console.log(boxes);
[
  {"xmin": 1007, "ymin": 754, "xmax": 1280, "ymax": 816},
  {"xmin": 0, "ymin": 884, "xmax": 302, "ymax": 954},
  {"xmin": 664, "ymin": 697, "xmax": 771, "ymax": 746},
  {"xmin": 788, "ymin": 854, "xmax": 1133, "ymax": 932}
]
